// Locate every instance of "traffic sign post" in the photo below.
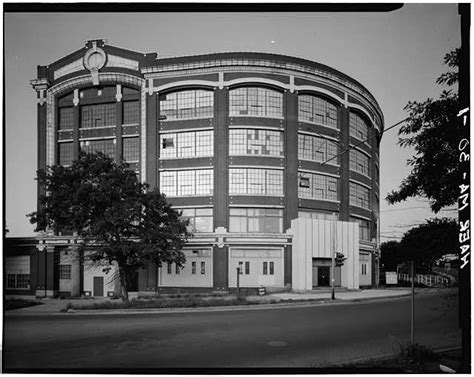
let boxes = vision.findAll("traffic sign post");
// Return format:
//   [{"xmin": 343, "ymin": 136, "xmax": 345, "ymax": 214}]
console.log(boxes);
[{"xmin": 236, "ymin": 266, "xmax": 242, "ymax": 297}]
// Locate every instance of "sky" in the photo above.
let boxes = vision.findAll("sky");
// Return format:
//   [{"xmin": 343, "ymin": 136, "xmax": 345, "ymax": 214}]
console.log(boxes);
[{"xmin": 4, "ymin": 4, "xmax": 461, "ymax": 241}]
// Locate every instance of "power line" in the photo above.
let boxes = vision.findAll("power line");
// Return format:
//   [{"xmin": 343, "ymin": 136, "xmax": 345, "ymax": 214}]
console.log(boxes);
[
  {"xmin": 380, "ymin": 206, "xmax": 430, "ymax": 212},
  {"xmin": 321, "ymin": 117, "xmax": 409, "ymax": 165}
]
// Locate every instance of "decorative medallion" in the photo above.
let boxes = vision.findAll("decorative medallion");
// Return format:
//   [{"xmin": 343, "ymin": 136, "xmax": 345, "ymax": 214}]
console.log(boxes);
[{"xmin": 83, "ymin": 41, "xmax": 107, "ymax": 85}]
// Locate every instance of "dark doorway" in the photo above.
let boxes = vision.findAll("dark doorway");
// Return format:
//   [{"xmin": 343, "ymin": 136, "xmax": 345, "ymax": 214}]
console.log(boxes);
[
  {"xmin": 317, "ymin": 266, "xmax": 330, "ymax": 286},
  {"xmin": 93, "ymin": 276, "xmax": 104, "ymax": 297}
]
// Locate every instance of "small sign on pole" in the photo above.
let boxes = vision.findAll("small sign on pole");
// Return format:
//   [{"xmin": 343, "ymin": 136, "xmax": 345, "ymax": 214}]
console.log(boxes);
[{"xmin": 385, "ymin": 271, "xmax": 398, "ymax": 285}]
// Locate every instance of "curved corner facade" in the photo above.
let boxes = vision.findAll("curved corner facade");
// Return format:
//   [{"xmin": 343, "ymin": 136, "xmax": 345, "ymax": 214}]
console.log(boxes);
[{"xmin": 24, "ymin": 39, "xmax": 383, "ymax": 297}]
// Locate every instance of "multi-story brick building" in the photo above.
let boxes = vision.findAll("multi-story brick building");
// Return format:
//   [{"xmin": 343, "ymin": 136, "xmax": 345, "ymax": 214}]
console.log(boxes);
[{"xmin": 7, "ymin": 39, "xmax": 383, "ymax": 297}]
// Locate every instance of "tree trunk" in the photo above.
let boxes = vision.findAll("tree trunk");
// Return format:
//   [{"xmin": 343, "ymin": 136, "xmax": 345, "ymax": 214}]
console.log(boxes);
[{"xmin": 119, "ymin": 266, "xmax": 129, "ymax": 303}]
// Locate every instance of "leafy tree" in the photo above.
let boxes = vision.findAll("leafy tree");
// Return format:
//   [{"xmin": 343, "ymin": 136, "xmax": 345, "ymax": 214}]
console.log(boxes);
[
  {"xmin": 380, "ymin": 240, "xmax": 402, "ymax": 271},
  {"xmin": 381, "ymin": 218, "xmax": 458, "ymax": 273},
  {"xmin": 28, "ymin": 152, "xmax": 190, "ymax": 301},
  {"xmin": 386, "ymin": 49, "xmax": 461, "ymax": 213},
  {"xmin": 398, "ymin": 218, "xmax": 458, "ymax": 273}
]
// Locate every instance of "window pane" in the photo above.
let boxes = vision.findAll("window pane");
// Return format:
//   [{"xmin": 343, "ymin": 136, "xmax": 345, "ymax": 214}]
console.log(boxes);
[
  {"xmin": 160, "ymin": 90, "xmax": 214, "ymax": 120},
  {"xmin": 160, "ymin": 131, "xmax": 213, "ymax": 159},
  {"xmin": 229, "ymin": 207, "xmax": 283, "ymax": 233},
  {"xmin": 58, "ymin": 142, "xmax": 74, "ymax": 166},
  {"xmin": 80, "ymin": 103, "xmax": 116, "ymax": 128},
  {"xmin": 58, "ymin": 107, "xmax": 74, "ymax": 130},
  {"xmin": 80, "ymin": 139, "xmax": 116, "ymax": 159},
  {"xmin": 123, "ymin": 101, "xmax": 139, "ymax": 124},
  {"xmin": 349, "ymin": 112, "xmax": 369, "ymax": 141},
  {"xmin": 229, "ymin": 168, "xmax": 283, "ymax": 196},
  {"xmin": 16, "ymin": 274, "xmax": 30, "ymax": 288},
  {"xmin": 298, "ymin": 95, "xmax": 338, "ymax": 128},
  {"xmin": 298, "ymin": 134, "xmax": 338, "ymax": 165},
  {"xmin": 160, "ymin": 133, "xmax": 176, "ymax": 158},
  {"xmin": 298, "ymin": 172, "xmax": 339, "ymax": 201},
  {"xmin": 349, "ymin": 183, "xmax": 370, "ymax": 209},
  {"xmin": 123, "ymin": 137, "xmax": 139, "ymax": 162},
  {"xmin": 59, "ymin": 265, "xmax": 72, "ymax": 280},
  {"xmin": 229, "ymin": 87, "xmax": 282, "ymax": 117}
]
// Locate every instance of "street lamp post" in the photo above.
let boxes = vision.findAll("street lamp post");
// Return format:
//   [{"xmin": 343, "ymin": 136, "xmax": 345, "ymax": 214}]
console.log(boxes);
[{"xmin": 236, "ymin": 266, "xmax": 242, "ymax": 297}]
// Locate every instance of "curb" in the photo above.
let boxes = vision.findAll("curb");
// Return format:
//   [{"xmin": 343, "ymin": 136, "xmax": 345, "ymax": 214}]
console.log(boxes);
[
  {"xmin": 5, "ymin": 291, "xmax": 415, "ymax": 316},
  {"xmin": 337, "ymin": 345, "xmax": 462, "ymax": 367}
]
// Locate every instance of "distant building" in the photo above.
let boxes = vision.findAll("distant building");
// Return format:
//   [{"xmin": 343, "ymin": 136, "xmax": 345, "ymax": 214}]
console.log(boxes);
[{"xmin": 6, "ymin": 39, "xmax": 383, "ymax": 297}]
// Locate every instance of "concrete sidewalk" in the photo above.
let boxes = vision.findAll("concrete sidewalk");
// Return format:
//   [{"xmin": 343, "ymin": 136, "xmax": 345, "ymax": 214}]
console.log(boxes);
[{"xmin": 5, "ymin": 288, "xmax": 418, "ymax": 316}]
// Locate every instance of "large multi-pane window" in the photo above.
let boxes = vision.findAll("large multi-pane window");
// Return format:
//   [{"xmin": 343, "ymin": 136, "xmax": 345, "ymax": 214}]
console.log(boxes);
[
  {"xmin": 229, "ymin": 208, "xmax": 283, "ymax": 233},
  {"xmin": 229, "ymin": 168, "xmax": 283, "ymax": 196},
  {"xmin": 160, "ymin": 131, "xmax": 213, "ymax": 159},
  {"xmin": 7, "ymin": 274, "xmax": 30, "ymax": 289},
  {"xmin": 160, "ymin": 169, "xmax": 213, "ymax": 197},
  {"xmin": 179, "ymin": 208, "xmax": 213, "ymax": 233},
  {"xmin": 58, "ymin": 107, "xmax": 74, "ymax": 130},
  {"xmin": 81, "ymin": 103, "xmax": 116, "ymax": 128},
  {"xmin": 349, "ymin": 112, "xmax": 369, "ymax": 141},
  {"xmin": 350, "ymin": 217, "xmax": 371, "ymax": 241},
  {"xmin": 229, "ymin": 129, "xmax": 284, "ymax": 157},
  {"xmin": 349, "ymin": 149, "xmax": 370, "ymax": 177},
  {"xmin": 298, "ymin": 95, "xmax": 338, "ymax": 128},
  {"xmin": 80, "ymin": 139, "xmax": 116, "ymax": 159},
  {"xmin": 350, "ymin": 182, "xmax": 370, "ymax": 209},
  {"xmin": 298, "ymin": 210, "xmax": 338, "ymax": 221},
  {"xmin": 58, "ymin": 142, "xmax": 74, "ymax": 166},
  {"xmin": 298, "ymin": 172, "xmax": 338, "ymax": 201},
  {"xmin": 298, "ymin": 134, "xmax": 338, "ymax": 164},
  {"xmin": 123, "ymin": 137, "xmax": 139, "ymax": 162},
  {"xmin": 123, "ymin": 100, "xmax": 139, "ymax": 124},
  {"xmin": 229, "ymin": 87, "xmax": 283, "ymax": 118},
  {"xmin": 160, "ymin": 89, "xmax": 214, "ymax": 120}
]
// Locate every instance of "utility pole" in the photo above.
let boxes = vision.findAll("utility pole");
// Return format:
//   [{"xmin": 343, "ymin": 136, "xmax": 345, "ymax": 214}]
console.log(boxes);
[{"xmin": 331, "ymin": 222, "xmax": 336, "ymax": 300}]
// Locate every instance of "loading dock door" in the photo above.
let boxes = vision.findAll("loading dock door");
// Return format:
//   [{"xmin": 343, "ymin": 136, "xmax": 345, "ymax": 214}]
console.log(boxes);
[{"xmin": 93, "ymin": 276, "xmax": 104, "ymax": 297}]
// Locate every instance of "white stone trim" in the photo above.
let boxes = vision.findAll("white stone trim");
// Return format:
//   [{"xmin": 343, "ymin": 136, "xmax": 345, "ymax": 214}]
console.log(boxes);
[
  {"xmin": 298, "ymin": 169, "xmax": 340, "ymax": 179},
  {"xmin": 116, "ymin": 84, "xmax": 122, "ymax": 102},
  {"xmin": 159, "ymin": 126, "xmax": 214, "ymax": 134},
  {"xmin": 296, "ymin": 85, "xmax": 345, "ymax": 105},
  {"xmin": 106, "ymin": 54, "xmax": 139, "ymax": 71},
  {"xmin": 46, "ymin": 91, "xmax": 55, "ymax": 166},
  {"xmin": 140, "ymin": 83, "xmax": 147, "ymax": 182},
  {"xmin": 349, "ymin": 213, "xmax": 372, "ymax": 221},
  {"xmin": 229, "ymin": 204, "xmax": 284, "ymax": 208},
  {"xmin": 229, "ymin": 165, "xmax": 284, "ymax": 170},
  {"xmin": 349, "ymin": 178, "xmax": 372, "ymax": 190},
  {"xmin": 298, "ymin": 130, "xmax": 339, "ymax": 142},
  {"xmin": 154, "ymin": 80, "xmax": 217, "ymax": 93},
  {"xmin": 54, "ymin": 58, "xmax": 84, "ymax": 80},
  {"xmin": 348, "ymin": 103, "xmax": 377, "ymax": 130}
]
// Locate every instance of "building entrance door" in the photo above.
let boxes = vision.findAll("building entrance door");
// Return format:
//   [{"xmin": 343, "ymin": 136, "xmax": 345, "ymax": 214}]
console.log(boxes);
[
  {"xmin": 93, "ymin": 276, "xmax": 104, "ymax": 297},
  {"xmin": 317, "ymin": 266, "xmax": 330, "ymax": 286}
]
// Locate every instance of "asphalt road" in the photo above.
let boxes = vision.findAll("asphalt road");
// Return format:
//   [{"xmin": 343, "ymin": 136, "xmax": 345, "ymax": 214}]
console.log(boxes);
[{"xmin": 3, "ymin": 290, "xmax": 461, "ymax": 371}]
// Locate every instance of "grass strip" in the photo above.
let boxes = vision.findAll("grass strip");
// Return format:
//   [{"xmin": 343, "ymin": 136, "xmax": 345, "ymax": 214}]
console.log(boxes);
[{"xmin": 5, "ymin": 298, "xmax": 43, "ymax": 311}]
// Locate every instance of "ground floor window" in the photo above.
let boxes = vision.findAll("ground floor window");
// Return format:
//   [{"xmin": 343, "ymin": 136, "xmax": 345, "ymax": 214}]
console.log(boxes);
[
  {"xmin": 263, "ymin": 261, "xmax": 274, "ymax": 275},
  {"xmin": 7, "ymin": 274, "xmax": 30, "ymax": 289},
  {"xmin": 59, "ymin": 265, "xmax": 72, "ymax": 280}
]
